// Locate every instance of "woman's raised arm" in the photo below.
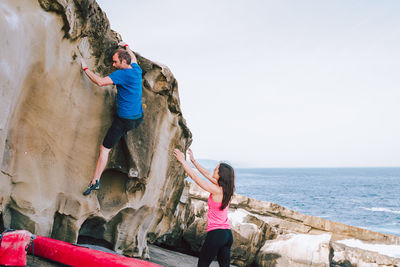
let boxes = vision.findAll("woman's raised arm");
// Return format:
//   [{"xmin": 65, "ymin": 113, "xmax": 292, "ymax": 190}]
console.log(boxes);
[
  {"xmin": 174, "ymin": 149, "xmax": 220, "ymax": 194},
  {"xmin": 188, "ymin": 149, "xmax": 218, "ymax": 185}
]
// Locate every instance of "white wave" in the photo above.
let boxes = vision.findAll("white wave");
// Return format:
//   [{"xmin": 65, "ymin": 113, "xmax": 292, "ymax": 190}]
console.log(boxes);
[
  {"xmin": 338, "ymin": 239, "xmax": 400, "ymax": 258},
  {"xmin": 362, "ymin": 207, "xmax": 400, "ymax": 214}
]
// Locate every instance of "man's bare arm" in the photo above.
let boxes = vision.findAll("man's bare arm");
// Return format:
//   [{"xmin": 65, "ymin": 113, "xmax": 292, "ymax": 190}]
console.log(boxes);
[
  {"xmin": 118, "ymin": 42, "xmax": 137, "ymax": 64},
  {"xmin": 81, "ymin": 59, "xmax": 113, "ymax": 86}
]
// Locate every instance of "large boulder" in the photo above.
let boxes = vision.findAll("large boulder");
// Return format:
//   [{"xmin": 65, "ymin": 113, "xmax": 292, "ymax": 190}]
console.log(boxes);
[
  {"xmin": 256, "ymin": 233, "xmax": 331, "ymax": 267},
  {"xmin": 228, "ymin": 209, "xmax": 277, "ymax": 266},
  {"xmin": 0, "ymin": 0, "xmax": 191, "ymax": 259}
]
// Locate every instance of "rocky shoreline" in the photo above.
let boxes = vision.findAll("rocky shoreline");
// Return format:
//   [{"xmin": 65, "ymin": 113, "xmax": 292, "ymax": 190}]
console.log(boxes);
[{"xmin": 151, "ymin": 181, "xmax": 400, "ymax": 266}]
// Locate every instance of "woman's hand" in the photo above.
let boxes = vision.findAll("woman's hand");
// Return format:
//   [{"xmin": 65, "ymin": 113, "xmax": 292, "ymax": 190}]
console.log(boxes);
[
  {"xmin": 174, "ymin": 149, "xmax": 186, "ymax": 163},
  {"xmin": 187, "ymin": 148, "xmax": 195, "ymax": 163}
]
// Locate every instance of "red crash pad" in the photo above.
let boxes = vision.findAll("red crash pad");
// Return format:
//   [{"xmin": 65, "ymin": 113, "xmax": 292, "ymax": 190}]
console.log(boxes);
[
  {"xmin": 30, "ymin": 235, "xmax": 162, "ymax": 267},
  {"xmin": 0, "ymin": 230, "xmax": 33, "ymax": 266}
]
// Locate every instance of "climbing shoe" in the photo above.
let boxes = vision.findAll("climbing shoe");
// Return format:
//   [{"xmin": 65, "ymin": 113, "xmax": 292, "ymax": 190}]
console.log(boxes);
[{"xmin": 83, "ymin": 180, "xmax": 100, "ymax": 196}]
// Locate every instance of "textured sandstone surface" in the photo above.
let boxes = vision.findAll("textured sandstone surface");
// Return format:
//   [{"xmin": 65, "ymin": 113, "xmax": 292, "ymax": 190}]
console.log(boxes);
[
  {"xmin": 157, "ymin": 182, "xmax": 400, "ymax": 266},
  {"xmin": 0, "ymin": 0, "xmax": 191, "ymax": 259}
]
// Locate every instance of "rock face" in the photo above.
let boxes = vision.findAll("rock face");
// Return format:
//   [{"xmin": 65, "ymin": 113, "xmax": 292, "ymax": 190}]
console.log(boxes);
[
  {"xmin": 0, "ymin": 0, "xmax": 191, "ymax": 259},
  {"xmin": 156, "ymin": 182, "xmax": 400, "ymax": 266}
]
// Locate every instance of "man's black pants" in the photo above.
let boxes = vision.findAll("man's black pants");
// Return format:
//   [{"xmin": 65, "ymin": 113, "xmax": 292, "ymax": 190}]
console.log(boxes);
[{"xmin": 102, "ymin": 115, "xmax": 143, "ymax": 149}]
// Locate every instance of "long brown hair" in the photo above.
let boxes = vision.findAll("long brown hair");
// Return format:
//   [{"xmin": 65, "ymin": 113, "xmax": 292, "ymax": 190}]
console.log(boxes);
[{"xmin": 217, "ymin": 163, "xmax": 235, "ymax": 210}]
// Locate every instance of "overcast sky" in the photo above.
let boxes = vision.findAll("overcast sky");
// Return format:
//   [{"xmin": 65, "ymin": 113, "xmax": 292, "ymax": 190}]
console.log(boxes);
[{"xmin": 96, "ymin": 0, "xmax": 400, "ymax": 168}]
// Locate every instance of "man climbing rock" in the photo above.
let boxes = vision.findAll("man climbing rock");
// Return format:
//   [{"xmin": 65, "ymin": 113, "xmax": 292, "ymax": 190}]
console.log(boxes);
[{"xmin": 81, "ymin": 42, "xmax": 143, "ymax": 196}]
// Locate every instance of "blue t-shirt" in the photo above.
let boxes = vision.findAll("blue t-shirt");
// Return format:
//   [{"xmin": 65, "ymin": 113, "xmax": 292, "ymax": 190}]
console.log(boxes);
[{"xmin": 108, "ymin": 63, "xmax": 143, "ymax": 119}]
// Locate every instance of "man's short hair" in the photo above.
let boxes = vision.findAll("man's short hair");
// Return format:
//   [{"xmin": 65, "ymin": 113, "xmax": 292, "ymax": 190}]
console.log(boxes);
[{"xmin": 114, "ymin": 49, "xmax": 131, "ymax": 65}]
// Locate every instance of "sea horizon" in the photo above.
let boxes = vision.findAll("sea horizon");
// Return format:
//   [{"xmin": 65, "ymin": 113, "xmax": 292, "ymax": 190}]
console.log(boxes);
[
  {"xmin": 237, "ymin": 166, "xmax": 400, "ymax": 170},
  {"xmin": 193, "ymin": 162, "xmax": 400, "ymax": 237},
  {"xmin": 195, "ymin": 158, "xmax": 400, "ymax": 170}
]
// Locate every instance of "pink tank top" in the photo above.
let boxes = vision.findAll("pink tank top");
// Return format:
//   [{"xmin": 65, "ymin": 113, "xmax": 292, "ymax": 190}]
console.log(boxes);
[{"xmin": 207, "ymin": 194, "xmax": 230, "ymax": 232}]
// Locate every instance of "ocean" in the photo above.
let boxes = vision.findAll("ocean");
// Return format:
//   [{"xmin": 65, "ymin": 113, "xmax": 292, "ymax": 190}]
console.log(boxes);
[{"xmin": 234, "ymin": 167, "xmax": 400, "ymax": 237}]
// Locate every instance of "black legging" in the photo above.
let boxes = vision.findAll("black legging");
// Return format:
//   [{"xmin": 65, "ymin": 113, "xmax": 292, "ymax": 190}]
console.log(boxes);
[{"xmin": 198, "ymin": 229, "xmax": 233, "ymax": 267}]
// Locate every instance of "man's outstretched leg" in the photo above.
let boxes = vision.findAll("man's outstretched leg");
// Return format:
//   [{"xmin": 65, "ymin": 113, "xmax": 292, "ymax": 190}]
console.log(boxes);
[
  {"xmin": 82, "ymin": 116, "xmax": 143, "ymax": 196},
  {"xmin": 83, "ymin": 145, "xmax": 111, "ymax": 195},
  {"xmin": 92, "ymin": 145, "xmax": 111, "ymax": 184}
]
